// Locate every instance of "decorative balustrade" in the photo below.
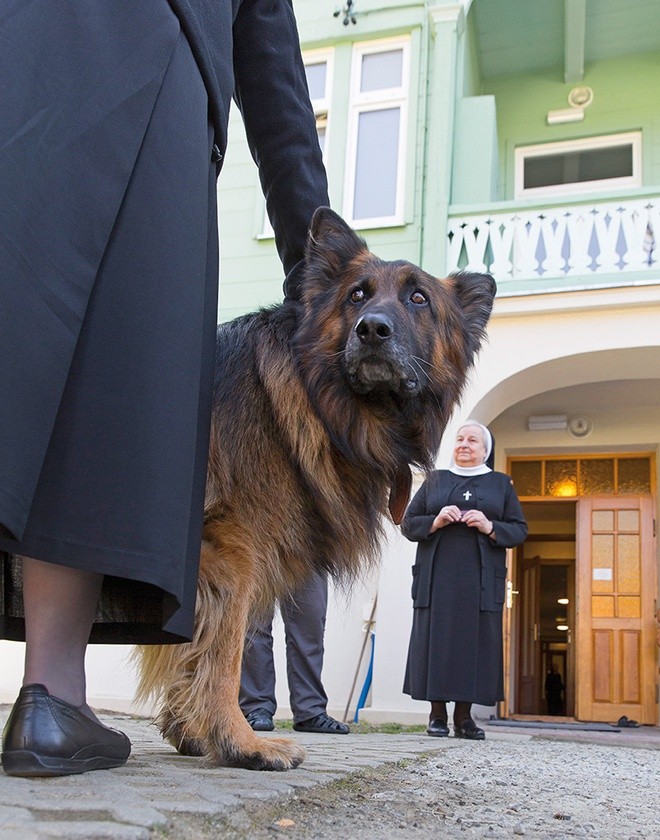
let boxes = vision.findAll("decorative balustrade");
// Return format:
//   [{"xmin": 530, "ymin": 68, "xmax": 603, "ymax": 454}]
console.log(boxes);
[{"xmin": 447, "ymin": 195, "xmax": 659, "ymax": 286}]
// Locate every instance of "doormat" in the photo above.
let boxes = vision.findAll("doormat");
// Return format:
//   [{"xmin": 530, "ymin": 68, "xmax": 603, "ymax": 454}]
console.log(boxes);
[{"xmin": 485, "ymin": 719, "xmax": 621, "ymax": 732}]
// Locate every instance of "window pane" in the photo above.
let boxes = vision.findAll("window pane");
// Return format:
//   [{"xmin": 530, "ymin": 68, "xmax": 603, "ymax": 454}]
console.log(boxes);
[
  {"xmin": 545, "ymin": 460, "xmax": 577, "ymax": 497},
  {"xmin": 353, "ymin": 108, "xmax": 399, "ymax": 219},
  {"xmin": 580, "ymin": 459, "xmax": 614, "ymax": 495},
  {"xmin": 361, "ymin": 50, "xmax": 403, "ymax": 92},
  {"xmin": 510, "ymin": 461, "xmax": 542, "ymax": 497},
  {"xmin": 524, "ymin": 145, "xmax": 633, "ymax": 189},
  {"xmin": 305, "ymin": 63, "xmax": 327, "ymax": 101},
  {"xmin": 617, "ymin": 458, "xmax": 651, "ymax": 493}
]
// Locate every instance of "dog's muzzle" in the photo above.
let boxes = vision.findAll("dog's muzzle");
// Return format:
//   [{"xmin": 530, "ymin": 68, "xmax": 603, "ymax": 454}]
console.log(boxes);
[{"xmin": 344, "ymin": 312, "xmax": 419, "ymax": 396}]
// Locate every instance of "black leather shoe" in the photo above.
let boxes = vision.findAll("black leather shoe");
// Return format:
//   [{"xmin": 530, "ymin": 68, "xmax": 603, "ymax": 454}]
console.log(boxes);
[
  {"xmin": 293, "ymin": 713, "xmax": 349, "ymax": 734},
  {"xmin": 245, "ymin": 708, "xmax": 275, "ymax": 731},
  {"xmin": 1, "ymin": 684, "xmax": 131, "ymax": 777},
  {"xmin": 426, "ymin": 718, "xmax": 449, "ymax": 737},
  {"xmin": 454, "ymin": 719, "xmax": 485, "ymax": 740}
]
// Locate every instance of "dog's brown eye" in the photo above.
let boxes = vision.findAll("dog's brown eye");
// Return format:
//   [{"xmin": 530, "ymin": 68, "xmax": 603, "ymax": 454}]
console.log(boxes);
[
  {"xmin": 411, "ymin": 291, "xmax": 427, "ymax": 305},
  {"xmin": 350, "ymin": 289, "xmax": 366, "ymax": 303}
]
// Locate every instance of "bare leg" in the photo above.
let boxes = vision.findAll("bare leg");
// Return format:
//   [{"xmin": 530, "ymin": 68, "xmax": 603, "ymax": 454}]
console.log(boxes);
[{"xmin": 22, "ymin": 556, "xmax": 103, "ymax": 719}]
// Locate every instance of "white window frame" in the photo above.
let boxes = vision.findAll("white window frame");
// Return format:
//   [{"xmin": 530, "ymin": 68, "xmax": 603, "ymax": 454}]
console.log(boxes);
[
  {"xmin": 344, "ymin": 36, "xmax": 410, "ymax": 229},
  {"xmin": 259, "ymin": 48, "xmax": 334, "ymax": 239},
  {"xmin": 514, "ymin": 131, "xmax": 642, "ymax": 200}
]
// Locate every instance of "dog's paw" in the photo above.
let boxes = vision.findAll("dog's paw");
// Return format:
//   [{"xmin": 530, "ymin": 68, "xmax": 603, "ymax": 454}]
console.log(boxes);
[
  {"xmin": 210, "ymin": 734, "xmax": 306, "ymax": 771},
  {"xmin": 176, "ymin": 737, "xmax": 206, "ymax": 757}
]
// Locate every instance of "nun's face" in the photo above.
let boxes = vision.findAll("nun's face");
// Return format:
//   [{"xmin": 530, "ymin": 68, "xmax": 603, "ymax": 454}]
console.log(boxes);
[{"xmin": 454, "ymin": 425, "xmax": 487, "ymax": 467}]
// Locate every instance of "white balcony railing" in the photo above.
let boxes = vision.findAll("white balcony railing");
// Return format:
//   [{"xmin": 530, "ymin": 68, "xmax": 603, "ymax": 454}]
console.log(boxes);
[{"xmin": 447, "ymin": 195, "xmax": 659, "ymax": 286}]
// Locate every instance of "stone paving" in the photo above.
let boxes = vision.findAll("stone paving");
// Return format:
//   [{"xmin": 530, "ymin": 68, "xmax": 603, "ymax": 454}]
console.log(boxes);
[{"xmin": 1, "ymin": 706, "xmax": 659, "ymax": 839}]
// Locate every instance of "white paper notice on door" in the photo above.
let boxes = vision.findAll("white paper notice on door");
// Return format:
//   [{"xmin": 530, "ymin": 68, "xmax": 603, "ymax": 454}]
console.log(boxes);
[{"xmin": 593, "ymin": 568, "xmax": 613, "ymax": 581}]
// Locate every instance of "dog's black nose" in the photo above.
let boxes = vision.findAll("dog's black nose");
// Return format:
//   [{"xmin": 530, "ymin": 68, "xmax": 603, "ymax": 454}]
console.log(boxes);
[{"xmin": 355, "ymin": 312, "xmax": 394, "ymax": 344}]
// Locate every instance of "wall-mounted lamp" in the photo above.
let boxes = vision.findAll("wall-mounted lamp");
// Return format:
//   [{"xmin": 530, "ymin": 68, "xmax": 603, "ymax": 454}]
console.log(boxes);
[
  {"xmin": 547, "ymin": 107, "xmax": 584, "ymax": 125},
  {"xmin": 527, "ymin": 414, "xmax": 568, "ymax": 431},
  {"xmin": 547, "ymin": 85, "xmax": 593, "ymax": 126}
]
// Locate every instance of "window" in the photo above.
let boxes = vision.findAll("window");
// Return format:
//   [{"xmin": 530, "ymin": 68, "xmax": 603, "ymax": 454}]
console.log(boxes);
[
  {"xmin": 260, "ymin": 49, "xmax": 334, "ymax": 238},
  {"xmin": 509, "ymin": 455, "xmax": 652, "ymax": 498},
  {"xmin": 344, "ymin": 37, "xmax": 410, "ymax": 228},
  {"xmin": 514, "ymin": 132, "xmax": 642, "ymax": 200}
]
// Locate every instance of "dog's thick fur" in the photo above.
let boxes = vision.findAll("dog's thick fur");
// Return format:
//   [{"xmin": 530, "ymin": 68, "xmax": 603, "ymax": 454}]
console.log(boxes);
[{"xmin": 136, "ymin": 208, "xmax": 495, "ymax": 770}]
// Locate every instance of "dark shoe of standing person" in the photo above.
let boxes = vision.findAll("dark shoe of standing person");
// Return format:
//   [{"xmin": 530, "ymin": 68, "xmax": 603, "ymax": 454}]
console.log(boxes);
[
  {"xmin": 453, "ymin": 718, "xmax": 485, "ymax": 740},
  {"xmin": 245, "ymin": 708, "xmax": 275, "ymax": 731},
  {"xmin": 426, "ymin": 717, "xmax": 450, "ymax": 737},
  {"xmin": 293, "ymin": 713, "xmax": 349, "ymax": 734},
  {"xmin": 1, "ymin": 684, "xmax": 131, "ymax": 777}
]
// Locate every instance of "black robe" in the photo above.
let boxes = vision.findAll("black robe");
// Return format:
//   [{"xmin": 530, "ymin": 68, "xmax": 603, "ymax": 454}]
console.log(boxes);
[
  {"xmin": 402, "ymin": 470, "xmax": 527, "ymax": 705},
  {"xmin": 0, "ymin": 0, "xmax": 328, "ymax": 643}
]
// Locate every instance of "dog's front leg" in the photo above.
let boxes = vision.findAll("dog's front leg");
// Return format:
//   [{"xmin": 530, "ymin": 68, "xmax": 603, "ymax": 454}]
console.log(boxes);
[{"xmin": 156, "ymin": 539, "xmax": 306, "ymax": 770}]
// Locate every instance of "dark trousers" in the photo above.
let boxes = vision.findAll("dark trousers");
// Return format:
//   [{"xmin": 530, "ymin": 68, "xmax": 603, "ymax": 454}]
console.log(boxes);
[{"xmin": 239, "ymin": 573, "xmax": 328, "ymax": 724}]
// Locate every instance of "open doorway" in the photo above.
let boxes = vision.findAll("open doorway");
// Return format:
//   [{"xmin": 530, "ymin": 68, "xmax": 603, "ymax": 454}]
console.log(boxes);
[{"xmin": 513, "ymin": 501, "xmax": 576, "ymax": 718}]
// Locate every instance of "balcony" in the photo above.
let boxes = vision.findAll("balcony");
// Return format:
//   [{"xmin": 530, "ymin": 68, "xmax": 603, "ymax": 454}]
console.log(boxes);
[{"xmin": 447, "ymin": 191, "xmax": 660, "ymax": 296}]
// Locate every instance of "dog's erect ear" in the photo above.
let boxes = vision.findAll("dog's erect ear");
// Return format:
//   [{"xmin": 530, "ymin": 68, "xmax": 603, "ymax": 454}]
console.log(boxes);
[
  {"xmin": 306, "ymin": 207, "xmax": 370, "ymax": 280},
  {"xmin": 450, "ymin": 271, "xmax": 497, "ymax": 342}
]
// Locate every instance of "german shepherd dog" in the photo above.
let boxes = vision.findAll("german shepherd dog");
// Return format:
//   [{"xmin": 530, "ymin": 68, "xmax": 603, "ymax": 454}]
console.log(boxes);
[{"xmin": 136, "ymin": 208, "xmax": 495, "ymax": 770}]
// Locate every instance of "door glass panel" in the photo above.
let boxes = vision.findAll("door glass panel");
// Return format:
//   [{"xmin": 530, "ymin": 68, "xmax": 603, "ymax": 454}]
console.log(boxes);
[
  {"xmin": 545, "ymin": 460, "xmax": 577, "ymax": 497},
  {"xmin": 592, "ymin": 534, "xmax": 614, "ymax": 592},
  {"xmin": 617, "ymin": 458, "xmax": 651, "ymax": 493},
  {"xmin": 592, "ymin": 510, "xmax": 614, "ymax": 531},
  {"xmin": 617, "ymin": 534, "xmax": 640, "ymax": 593},
  {"xmin": 580, "ymin": 459, "xmax": 614, "ymax": 495},
  {"xmin": 511, "ymin": 461, "xmax": 542, "ymax": 496},
  {"xmin": 592, "ymin": 595, "xmax": 615, "ymax": 617},
  {"xmin": 617, "ymin": 510, "xmax": 639, "ymax": 532},
  {"xmin": 617, "ymin": 596, "xmax": 641, "ymax": 618}
]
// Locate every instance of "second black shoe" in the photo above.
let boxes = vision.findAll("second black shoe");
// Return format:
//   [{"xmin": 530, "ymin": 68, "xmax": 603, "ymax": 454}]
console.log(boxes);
[{"xmin": 454, "ymin": 719, "xmax": 485, "ymax": 740}]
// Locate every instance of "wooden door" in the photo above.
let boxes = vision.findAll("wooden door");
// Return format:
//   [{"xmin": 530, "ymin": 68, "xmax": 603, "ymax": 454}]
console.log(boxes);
[
  {"xmin": 576, "ymin": 497, "xmax": 657, "ymax": 724},
  {"xmin": 517, "ymin": 557, "xmax": 541, "ymax": 714}
]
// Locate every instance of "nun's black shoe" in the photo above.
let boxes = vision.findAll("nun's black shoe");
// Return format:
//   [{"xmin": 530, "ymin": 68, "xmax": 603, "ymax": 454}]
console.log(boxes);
[
  {"xmin": 1, "ymin": 684, "xmax": 131, "ymax": 777},
  {"xmin": 454, "ymin": 719, "xmax": 485, "ymax": 740},
  {"xmin": 426, "ymin": 718, "xmax": 450, "ymax": 737}
]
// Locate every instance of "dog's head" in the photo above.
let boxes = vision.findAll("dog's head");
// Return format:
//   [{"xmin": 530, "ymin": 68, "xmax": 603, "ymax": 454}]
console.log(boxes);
[{"xmin": 294, "ymin": 207, "xmax": 496, "ymax": 520}]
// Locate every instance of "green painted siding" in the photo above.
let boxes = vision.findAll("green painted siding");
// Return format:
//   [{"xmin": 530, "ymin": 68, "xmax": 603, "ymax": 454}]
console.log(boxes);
[
  {"xmin": 216, "ymin": 1, "xmax": 660, "ymax": 322},
  {"xmin": 217, "ymin": 0, "xmax": 434, "ymax": 323},
  {"xmin": 481, "ymin": 51, "xmax": 660, "ymax": 200}
]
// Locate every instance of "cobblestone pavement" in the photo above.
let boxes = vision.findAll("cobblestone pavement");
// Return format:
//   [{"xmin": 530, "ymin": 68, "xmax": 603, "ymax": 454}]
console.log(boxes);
[{"xmin": 1, "ymin": 706, "xmax": 659, "ymax": 839}]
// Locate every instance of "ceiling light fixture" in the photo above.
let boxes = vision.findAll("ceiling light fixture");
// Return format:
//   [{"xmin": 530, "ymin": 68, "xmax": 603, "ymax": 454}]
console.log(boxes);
[{"xmin": 527, "ymin": 414, "xmax": 568, "ymax": 431}]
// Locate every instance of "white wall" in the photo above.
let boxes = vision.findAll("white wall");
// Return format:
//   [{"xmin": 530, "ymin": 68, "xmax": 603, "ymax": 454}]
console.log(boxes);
[
  {"xmin": 365, "ymin": 282, "xmax": 660, "ymax": 723},
  {"xmin": 4, "ymin": 284, "xmax": 659, "ymax": 723}
]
